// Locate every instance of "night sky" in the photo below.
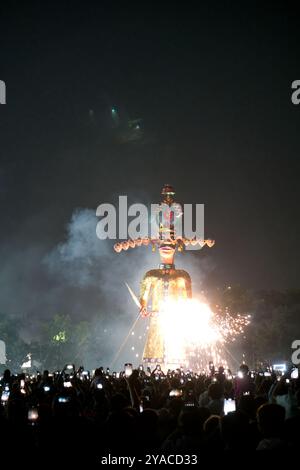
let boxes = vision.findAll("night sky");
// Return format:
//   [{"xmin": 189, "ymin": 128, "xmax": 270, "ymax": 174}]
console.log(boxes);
[{"xmin": 1, "ymin": 0, "xmax": 300, "ymax": 330}]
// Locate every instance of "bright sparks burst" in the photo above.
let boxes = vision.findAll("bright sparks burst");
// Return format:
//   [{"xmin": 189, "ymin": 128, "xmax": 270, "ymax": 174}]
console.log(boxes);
[{"xmin": 157, "ymin": 298, "xmax": 250, "ymax": 370}]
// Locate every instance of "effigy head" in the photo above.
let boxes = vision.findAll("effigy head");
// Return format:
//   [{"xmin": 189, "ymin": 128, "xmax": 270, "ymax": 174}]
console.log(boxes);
[
  {"xmin": 113, "ymin": 236, "xmax": 215, "ymax": 253},
  {"xmin": 112, "ymin": 184, "xmax": 215, "ymax": 254},
  {"xmin": 159, "ymin": 241, "xmax": 176, "ymax": 264},
  {"xmin": 161, "ymin": 183, "xmax": 175, "ymax": 205},
  {"xmin": 114, "ymin": 242, "xmax": 122, "ymax": 253}
]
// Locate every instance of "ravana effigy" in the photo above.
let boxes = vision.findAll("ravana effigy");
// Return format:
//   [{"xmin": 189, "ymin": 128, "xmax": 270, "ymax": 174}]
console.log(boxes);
[{"xmin": 113, "ymin": 184, "xmax": 215, "ymax": 367}]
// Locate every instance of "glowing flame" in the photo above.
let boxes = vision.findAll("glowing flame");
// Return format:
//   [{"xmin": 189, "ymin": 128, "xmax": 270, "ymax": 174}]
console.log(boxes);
[
  {"xmin": 160, "ymin": 299, "xmax": 220, "ymax": 344},
  {"xmin": 157, "ymin": 298, "xmax": 250, "ymax": 369}
]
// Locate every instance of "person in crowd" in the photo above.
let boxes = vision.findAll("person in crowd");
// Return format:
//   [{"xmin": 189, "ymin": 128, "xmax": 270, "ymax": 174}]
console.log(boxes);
[{"xmin": 256, "ymin": 403, "xmax": 286, "ymax": 450}]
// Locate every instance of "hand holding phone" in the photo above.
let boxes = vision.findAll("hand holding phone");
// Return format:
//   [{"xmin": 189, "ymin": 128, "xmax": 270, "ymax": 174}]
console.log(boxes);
[{"xmin": 124, "ymin": 363, "xmax": 133, "ymax": 377}]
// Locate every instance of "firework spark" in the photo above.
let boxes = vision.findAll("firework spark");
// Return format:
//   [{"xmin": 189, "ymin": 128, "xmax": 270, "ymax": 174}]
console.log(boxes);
[{"xmin": 157, "ymin": 298, "xmax": 250, "ymax": 370}]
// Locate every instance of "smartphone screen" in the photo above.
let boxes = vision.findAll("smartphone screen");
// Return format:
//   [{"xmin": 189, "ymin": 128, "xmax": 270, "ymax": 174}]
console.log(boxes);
[
  {"xmin": 28, "ymin": 408, "xmax": 39, "ymax": 421},
  {"xmin": 58, "ymin": 397, "xmax": 69, "ymax": 403},
  {"xmin": 1, "ymin": 391, "xmax": 10, "ymax": 402},
  {"xmin": 224, "ymin": 399, "xmax": 236, "ymax": 415},
  {"xmin": 169, "ymin": 389, "xmax": 182, "ymax": 397}
]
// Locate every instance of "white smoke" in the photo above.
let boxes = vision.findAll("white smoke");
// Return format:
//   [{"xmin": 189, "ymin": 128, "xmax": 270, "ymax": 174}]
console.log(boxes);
[
  {"xmin": 45, "ymin": 208, "xmax": 109, "ymax": 287},
  {"xmin": 0, "ymin": 206, "xmax": 214, "ymax": 369}
]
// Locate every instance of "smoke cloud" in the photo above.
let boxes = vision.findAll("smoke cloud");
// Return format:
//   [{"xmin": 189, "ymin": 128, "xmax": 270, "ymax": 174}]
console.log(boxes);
[{"xmin": 0, "ymin": 205, "xmax": 214, "ymax": 369}]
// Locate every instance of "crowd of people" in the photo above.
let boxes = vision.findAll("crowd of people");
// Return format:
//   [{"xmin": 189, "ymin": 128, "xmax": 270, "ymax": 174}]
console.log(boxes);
[{"xmin": 0, "ymin": 363, "xmax": 299, "ymax": 463}]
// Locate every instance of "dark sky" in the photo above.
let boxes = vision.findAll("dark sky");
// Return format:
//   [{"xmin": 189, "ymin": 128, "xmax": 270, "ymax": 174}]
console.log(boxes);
[{"xmin": 1, "ymin": 0, "xmax": 300, "ymax": 320}]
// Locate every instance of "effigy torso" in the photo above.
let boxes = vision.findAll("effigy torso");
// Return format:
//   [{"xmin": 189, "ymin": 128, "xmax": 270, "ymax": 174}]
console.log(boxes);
[
  {"xmin": 140, "ymin": 268, "xmax": 192, "ymax": 363},
  {"xmin": 140, "ymin": 268, "xmax": 192, "ymax": 313}
]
